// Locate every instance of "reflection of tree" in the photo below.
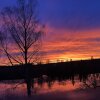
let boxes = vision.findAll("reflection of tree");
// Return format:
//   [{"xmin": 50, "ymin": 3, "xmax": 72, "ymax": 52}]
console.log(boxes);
[
  {"xmin": 25, "ymin": 73, "xmax": 100, "ymax": 96},
  {"xmin": 47, "ymin": 77, "xmax": 54, "ymax": 89},
  {"xmin": 80, "ymin": 74, "xmax": 100, "ymax": 89}
]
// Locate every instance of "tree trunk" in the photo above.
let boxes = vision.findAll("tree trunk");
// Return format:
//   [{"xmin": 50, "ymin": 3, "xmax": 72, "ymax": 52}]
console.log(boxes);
[{"xmin": 25, "ymin": 49, "xmax": 28, "ymax": 64}]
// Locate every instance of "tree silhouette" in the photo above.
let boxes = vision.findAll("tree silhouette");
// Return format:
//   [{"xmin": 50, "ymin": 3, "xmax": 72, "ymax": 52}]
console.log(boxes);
[{"xmin": 0, "ymin": 0, "xmax": 44, "ymax": 65}]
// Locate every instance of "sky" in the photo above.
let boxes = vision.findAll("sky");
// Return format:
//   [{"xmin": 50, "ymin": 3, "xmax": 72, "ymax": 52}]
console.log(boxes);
[{"xmin": 0, "ymin": 0, "xmax": 100, "ymax": 63}]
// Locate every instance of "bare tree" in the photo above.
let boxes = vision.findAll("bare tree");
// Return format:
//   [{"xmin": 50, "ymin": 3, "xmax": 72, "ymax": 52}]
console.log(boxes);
[{"xmin": 0, "ymin": 0, "xmax": 43, "ymax": 65}]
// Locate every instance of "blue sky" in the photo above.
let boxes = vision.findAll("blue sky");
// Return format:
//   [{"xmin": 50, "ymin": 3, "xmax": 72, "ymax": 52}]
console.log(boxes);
[
  {"xmin": 1, "ymin": 0, "xmax": 100, "ymax": 31},
  {"xmin": 38, "ymin": 0, "xmax": 100, "ymax": 30}
]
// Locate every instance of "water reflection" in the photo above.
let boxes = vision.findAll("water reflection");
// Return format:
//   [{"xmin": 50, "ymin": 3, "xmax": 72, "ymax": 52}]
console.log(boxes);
[{"xmin": 0, "ymin": 73, "xmax": 100, "ymax": 100}]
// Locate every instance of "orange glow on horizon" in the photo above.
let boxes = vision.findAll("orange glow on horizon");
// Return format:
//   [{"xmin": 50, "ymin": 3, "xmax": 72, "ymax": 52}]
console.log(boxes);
[
  {"xmin": 1, "ymin": 25, "xmax": 100, "ymax": 65},
  {"xmin": 41, "ymin": 26, "xmax": 100, "ymax": 63}
]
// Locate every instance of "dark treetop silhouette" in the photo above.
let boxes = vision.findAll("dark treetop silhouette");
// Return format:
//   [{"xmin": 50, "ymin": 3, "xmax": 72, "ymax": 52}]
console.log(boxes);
[{"xmin": 0, "ymin": 0, "xmax": 44, "ymax": 66}]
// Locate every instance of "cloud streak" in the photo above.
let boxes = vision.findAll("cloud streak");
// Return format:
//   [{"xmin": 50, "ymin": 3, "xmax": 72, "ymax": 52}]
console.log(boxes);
[{"xmin": 42, "ymin": 26, "xmax": 100, "ymax": 61}]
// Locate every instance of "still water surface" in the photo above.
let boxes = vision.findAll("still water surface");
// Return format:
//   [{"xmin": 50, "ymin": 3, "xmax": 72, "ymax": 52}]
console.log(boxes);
[{"xmin": 0, "ymin": 74, "xmax": 100, "ymax": 100}]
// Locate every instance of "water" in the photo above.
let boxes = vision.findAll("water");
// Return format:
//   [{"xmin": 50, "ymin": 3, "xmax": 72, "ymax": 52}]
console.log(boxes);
[{"xmin": 0, "ymin": 74, "xmax": 100, "ymax": 100}]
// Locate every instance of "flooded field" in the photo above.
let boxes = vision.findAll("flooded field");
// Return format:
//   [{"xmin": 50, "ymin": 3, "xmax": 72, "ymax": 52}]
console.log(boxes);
[{"xmin": 0, "ymin": 74, "xmax": 100, "ymax": 100}]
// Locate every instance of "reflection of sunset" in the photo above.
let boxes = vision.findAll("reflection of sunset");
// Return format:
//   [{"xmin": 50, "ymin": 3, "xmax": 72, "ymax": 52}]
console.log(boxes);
[{"xmin": 33, "ymin": 81, "xmax": 80, "ymax": 94}]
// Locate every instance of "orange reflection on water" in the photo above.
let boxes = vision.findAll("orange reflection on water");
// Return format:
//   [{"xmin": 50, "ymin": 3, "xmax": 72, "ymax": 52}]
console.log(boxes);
[
  {"xmin": 0, "ymin": 75, "xmax": 100, "ymax": 100},
  {"xmin": 33, "ymin": 80, "xmax": 80, "ymax": 94}
]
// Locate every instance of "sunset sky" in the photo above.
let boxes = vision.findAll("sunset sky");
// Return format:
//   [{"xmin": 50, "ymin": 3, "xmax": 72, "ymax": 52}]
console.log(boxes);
[{"xmin": 1, "ymin": 0, "xmax": 100, "ymax": 63}]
